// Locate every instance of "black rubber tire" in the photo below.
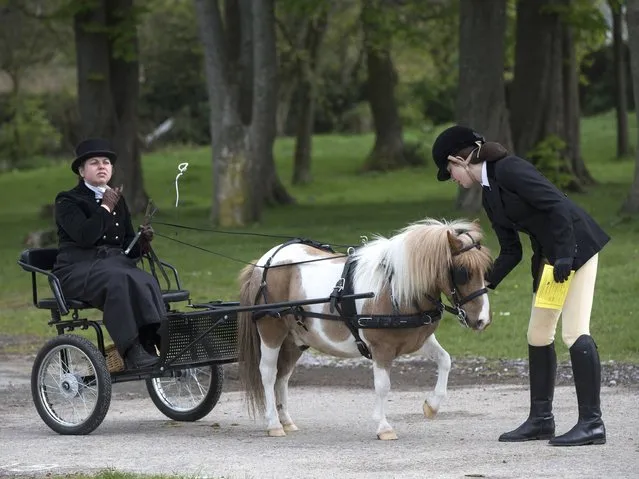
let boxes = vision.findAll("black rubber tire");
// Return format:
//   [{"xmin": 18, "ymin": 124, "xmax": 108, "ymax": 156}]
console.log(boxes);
[
  {"xmin": 145, "ymin": 364, "xmax": 223, "ymax": 421},
  {"xmin": 31, "ymin": 334, "xmax": 112, "ymax": 435}
]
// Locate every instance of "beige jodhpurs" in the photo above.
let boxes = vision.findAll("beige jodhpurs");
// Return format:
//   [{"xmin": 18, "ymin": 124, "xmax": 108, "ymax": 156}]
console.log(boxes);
[{"xmin": 527, "ymin": 254, "xmax": 599, "ymax": 348}]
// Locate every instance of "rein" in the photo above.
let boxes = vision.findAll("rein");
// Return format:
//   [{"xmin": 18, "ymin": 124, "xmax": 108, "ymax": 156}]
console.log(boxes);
[
  {"xmin": 153, "ymin": 220, "xmax": 360, "ymax": 249},
  {"xmin": 155, "ymin": 231, "xmax": 349, "ymax": 269}
]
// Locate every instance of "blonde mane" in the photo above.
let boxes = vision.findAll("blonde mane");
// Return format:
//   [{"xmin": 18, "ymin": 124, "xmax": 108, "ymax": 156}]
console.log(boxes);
[{"xmin": 352, "ymin": 218, "xmax": 492, "ymax": 307}]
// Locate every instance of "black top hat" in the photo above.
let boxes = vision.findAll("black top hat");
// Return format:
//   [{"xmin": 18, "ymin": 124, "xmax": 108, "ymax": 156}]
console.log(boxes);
[
  {"xmin": 431, "ymin": 126, "xmax": 485, "ymax": 181},
  {"xmin": 72, "ymin": 138, "xmax": 117, "ymax": 174}
]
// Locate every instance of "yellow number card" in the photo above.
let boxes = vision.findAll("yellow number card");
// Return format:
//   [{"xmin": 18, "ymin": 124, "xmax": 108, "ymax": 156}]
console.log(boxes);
[{"xmin": 534, "ymin": 264, "xmax": 575, "ymax": 310}]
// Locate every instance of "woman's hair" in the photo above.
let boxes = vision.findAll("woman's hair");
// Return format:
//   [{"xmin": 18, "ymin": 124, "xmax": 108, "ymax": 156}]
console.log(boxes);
[{"xmin": 457, "ymin": 142, "xmax": 509, "ymax": 164}]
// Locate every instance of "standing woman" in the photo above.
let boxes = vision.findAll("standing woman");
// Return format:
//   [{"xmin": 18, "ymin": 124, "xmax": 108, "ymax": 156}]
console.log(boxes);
[
  {"xmin": 431, "ymin": 126, "xmax": 610, "ymax": 446},
  {"xmin": 53, "ymin": 138, "xmax": 162, "ymax": 370}
]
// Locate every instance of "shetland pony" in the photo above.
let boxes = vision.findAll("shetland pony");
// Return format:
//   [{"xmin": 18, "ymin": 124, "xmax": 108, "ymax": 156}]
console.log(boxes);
[{"xmin": 237, "ymin": 218, "xmax": 493, "ymax": 440}]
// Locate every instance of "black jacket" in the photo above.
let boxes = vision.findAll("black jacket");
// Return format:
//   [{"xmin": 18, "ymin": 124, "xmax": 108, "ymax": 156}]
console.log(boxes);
[
  {"xmin": 53, "ymin": 181, "xmax": 141, "ymax": 262},
  {"xmin": 482, "ymin": 156, "xmax": 610, "ymax": 291}
]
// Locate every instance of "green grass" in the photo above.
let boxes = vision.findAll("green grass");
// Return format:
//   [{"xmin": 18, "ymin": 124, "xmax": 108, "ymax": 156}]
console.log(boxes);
[{"xmin": 1, "ymin": 110, "xmax": 638, "ymax": 363}]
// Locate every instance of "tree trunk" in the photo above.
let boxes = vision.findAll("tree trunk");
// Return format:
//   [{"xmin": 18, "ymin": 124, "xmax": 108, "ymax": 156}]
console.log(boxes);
[
  {"xmin": 195, "ymin": 0, "xmax": 291, "ymax": 225},
  {"xmin": 194, "ymin": 0, "xmax": 252, "ymax": 226},
  {"xmin": 74, "ymin": 3, "xmax": 113, "ymax": 139},
  {"xmin": 562, "ymin": 12, "xmax": 595, "ymax": 186},
  {"xmin": 510, "ymin": 0, "xmax": 580, "ymax": 189},
  {"xmin": 361, "ymin": 1, "xmax": 406, "ymax": 171},
  {"xmin": 456, "ymin": 0, "xmax": 512, "ymax": 213},
  {"xmin": 74, "ymin": 0, "xmax": 147, "ymax": 213},
  {"xmin": 611, "ymin": 0, "xmax": 630, "ymax": 159},
  {"xmin": 620, "ymin": 0, "xmax": 639, "ymax": 214},
  {"xmin": 252, "ymin": 0, "xmax": 294, "ymax": 210},
  {"xmin": 107, "ymin": 0, "xmax": 147, "ymax": 214},
  {"xmin": 293, "ymin": 11, "xmax": 328, "ymax": 185}
]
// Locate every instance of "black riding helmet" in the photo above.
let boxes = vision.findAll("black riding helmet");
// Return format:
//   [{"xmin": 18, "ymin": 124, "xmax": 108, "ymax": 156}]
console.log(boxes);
[{"xmin": 431, "ymin": 126, "xmax": 485, "ymax": 181}]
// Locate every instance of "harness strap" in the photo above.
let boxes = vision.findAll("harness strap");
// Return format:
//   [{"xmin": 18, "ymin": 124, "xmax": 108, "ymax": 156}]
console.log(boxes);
[
  {"xmin": 254, "ymin": 238, "xmax": 336, "ymax": 306},
  {"xmin": 293, "ymin": 308, "xmax": 443, "ymax": 328},
  {"xmin": 325, "ymin": 257, "xmax": 371, "ymax": 359}
]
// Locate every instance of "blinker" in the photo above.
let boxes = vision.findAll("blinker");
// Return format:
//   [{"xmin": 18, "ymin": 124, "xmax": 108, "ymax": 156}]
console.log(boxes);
[{"xmin": 452, "ymin": 266, "xmax": 470, "ymax": 285}]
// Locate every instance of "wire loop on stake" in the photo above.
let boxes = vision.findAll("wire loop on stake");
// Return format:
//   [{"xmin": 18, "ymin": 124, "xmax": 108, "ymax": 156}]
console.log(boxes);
[{"xmin": 175, "ymin": 162, "xmax": 189, "ymax": 207}]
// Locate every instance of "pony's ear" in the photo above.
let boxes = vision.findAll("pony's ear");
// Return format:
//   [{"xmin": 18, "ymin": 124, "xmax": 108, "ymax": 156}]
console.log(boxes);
[{"xmin": 447, "ymin": 230, "xmax": 464, "ymax": 253}]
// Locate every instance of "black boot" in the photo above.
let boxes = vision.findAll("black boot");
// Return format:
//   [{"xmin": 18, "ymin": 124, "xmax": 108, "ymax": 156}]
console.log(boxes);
[
  {"xmin": 499, "ymin": 343, "xmax": 556, "ymax": 442},
  {"xmin": 549, "ymin": 335, "xmax": 606, "ymax": 446},
  {"xmin": 139, "ymin": 325, "xmax": 161, "ymax": 356},
  {"xmin": 124, "ymin": 342, "xmax": 159, "ymax": 370}
]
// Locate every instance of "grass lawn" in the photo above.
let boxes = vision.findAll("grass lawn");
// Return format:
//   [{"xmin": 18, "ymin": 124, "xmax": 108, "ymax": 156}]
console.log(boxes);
[{"xmin": 1, "ymin": 111, "xmax": 637, "ymax": 363}]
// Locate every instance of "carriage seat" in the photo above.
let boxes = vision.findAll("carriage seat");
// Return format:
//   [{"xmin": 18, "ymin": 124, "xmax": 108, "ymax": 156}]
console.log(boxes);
[{"xmin": 18, "ymin": 247, "xmax": 190, "ymax": 316}]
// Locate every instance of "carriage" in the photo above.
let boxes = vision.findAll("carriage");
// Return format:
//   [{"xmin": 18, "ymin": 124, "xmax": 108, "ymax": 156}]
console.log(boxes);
[
  {"xmin": 18, "ymin": 217, "xmax": 492, "ymax": 440},
  {"xmin": 17, "ymin": 246, "xmax": 371, "ymax": 435}
]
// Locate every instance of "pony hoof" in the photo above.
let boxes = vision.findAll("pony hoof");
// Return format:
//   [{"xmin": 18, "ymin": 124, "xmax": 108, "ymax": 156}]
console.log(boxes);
[
  {"xmin": 377, "ymin": 431, "xmax": 398, "ymax": 441},
  {"xmin": 423, "ymin": 401, "xmax": 437, "ymax": 419},
  {"xmin": 283, "ymin": 423, "xmax": 299, "ymax": 432},
  {"xmin": 267, "ymin": 428, "xmax": 287, "ymax": 437}
]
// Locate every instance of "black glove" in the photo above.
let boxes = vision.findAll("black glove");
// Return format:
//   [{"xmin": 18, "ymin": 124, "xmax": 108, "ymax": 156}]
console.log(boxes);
[
  {"xmin": 553, "ymin": 257, "xmax": 573, "ymax": 283},
  {"xmin": 139, "ymin": 224, "xmax": 154, "ymax": 255},
  {"xmin": 140, "ymin": 224, "xmax": 154, "ymax": 242},
  {"xmin": 484, "ymin": 269, "xmax": 495, "ymax": 290}
]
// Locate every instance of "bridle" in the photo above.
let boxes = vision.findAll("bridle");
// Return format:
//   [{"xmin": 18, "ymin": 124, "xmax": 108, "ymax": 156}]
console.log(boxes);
[{"xmin": 427, "ymin": 232, "xmax": 489, "ymax": 328}]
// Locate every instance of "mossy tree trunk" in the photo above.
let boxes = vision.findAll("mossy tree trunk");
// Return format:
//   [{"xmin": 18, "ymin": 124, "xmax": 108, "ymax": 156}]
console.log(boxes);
[{"xmin": 195, "ymin": 0, "xmax": 291, "ymax": 226}]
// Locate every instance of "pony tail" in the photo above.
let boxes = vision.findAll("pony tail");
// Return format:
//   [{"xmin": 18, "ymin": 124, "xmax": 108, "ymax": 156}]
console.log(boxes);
[
  {"xmin": 476, "ymin": 142, "xmax": 508, "ymax": 163},
  {"xmin": 237, "ymin": 263, "xmax": 266, "ymax": 418}
]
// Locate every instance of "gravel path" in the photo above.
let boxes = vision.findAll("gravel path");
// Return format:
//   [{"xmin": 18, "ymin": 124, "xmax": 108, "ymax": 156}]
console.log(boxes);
[{"xmin": 1, "ymin": 352, "xmax": 637, "ymax": 479}]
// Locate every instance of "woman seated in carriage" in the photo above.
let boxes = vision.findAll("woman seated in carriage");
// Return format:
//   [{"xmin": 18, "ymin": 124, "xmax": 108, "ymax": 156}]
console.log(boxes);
[{"xmin": 52, "ymin": 138, "xmax": 163, "ymax": 370}]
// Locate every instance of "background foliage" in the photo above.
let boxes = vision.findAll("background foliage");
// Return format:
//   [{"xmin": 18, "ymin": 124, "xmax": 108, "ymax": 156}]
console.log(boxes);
[
  {"xmin": 1, "ymin": 112, "xmax": 637, "ymax": 362},
  {"xmin": 0, "ymin": 0, "xmax": 630, "ymax": 159}
]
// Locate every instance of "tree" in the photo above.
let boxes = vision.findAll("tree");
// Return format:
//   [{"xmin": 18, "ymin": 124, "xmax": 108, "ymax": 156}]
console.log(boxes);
[
  {"xmin": 562, "ymin": 2, "xmax": 594, "ymax": 186},
  {"xmin": 456, "ymin": 0, "xmax": 512, "ymax": 213},
  {"xmin": 621, "ymin": 0, "xmax": 639, "ymax": 214},
  {"xmin": 510, "ymin": 0, "xmax": 607, "ymax": 190},
  {"xmin": 361, "ymin": 0, "xmax": 407, "ymax": 171},
  {"xmin": 0, "ymin": 1, "xmax": 60, "ymax": 168},
  {"xmin": 73, "ymin": 0, "xmax": 147, "ymax": 213},
  {"xmin": 510, "ymin": 0, "xmax": 566, "ymax": 170},
  {"xmin": 281, "ymin": 4, "xmax": 330, "ymax": 185},
  {"xmin": 610, "ymin": 0, "xmax": 631, "ymax": 158},
  {"xmin": 194, "ymin": 0, "xmax": 292, "ymax": 227}
]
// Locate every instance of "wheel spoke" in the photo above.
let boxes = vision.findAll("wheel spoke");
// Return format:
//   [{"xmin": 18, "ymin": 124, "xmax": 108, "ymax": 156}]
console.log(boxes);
[
  {"xmin": 151, "ymin": 367, "xmax": 213, "ymax": 412},
  {"xmin": 38, "ymin": 343, "xmax": 101, "ymax": 427}
]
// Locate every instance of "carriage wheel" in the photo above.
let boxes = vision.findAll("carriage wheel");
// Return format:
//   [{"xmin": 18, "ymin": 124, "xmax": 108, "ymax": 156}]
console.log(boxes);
[
  {"xmin": 145, "ymin": 364, "xmax": 223, "ymax": 422},
  {"xmin": 31, "ymin": 334, "xmax": 112, "ymax": 435}
]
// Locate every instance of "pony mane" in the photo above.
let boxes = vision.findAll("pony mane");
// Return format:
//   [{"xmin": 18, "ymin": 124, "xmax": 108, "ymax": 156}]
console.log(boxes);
[{"xmin": 352, "ymin": 218, "xmax": 490, "ymax": 307}]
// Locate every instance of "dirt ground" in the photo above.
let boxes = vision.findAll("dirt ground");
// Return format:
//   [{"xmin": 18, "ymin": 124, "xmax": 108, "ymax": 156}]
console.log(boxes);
[{"xmin": 1, "ymin": 351, "xmax": 638, "ymax": 479}]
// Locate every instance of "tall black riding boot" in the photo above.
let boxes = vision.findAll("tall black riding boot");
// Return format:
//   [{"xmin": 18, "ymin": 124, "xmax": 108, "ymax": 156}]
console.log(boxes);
[
  {"xmin": 499, "ymin": 343, "xmax": 556, "ymax": 442},
  {"xmin": 549, "ymin": 335, "xmax": 606, "ymax": 446}
]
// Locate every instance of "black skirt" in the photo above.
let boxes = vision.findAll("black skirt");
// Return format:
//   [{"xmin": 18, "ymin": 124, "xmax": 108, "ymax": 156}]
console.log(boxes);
[{"xmin": 54, "ymin": 247, "xmax": 164, "ymax": 354}]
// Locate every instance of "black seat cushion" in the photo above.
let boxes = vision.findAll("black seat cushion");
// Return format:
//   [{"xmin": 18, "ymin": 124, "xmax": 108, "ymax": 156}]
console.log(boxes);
[
  {"xmin": 20, "ymin": 248, "xmax": 59, "ymax": 271},
  {"xmin": 162, "ymin": 289, "xmax": 190, "ymax": 303},
  {"xmin": 37, "ymin": 298, "xmax": 92, "ymax": 310}
]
